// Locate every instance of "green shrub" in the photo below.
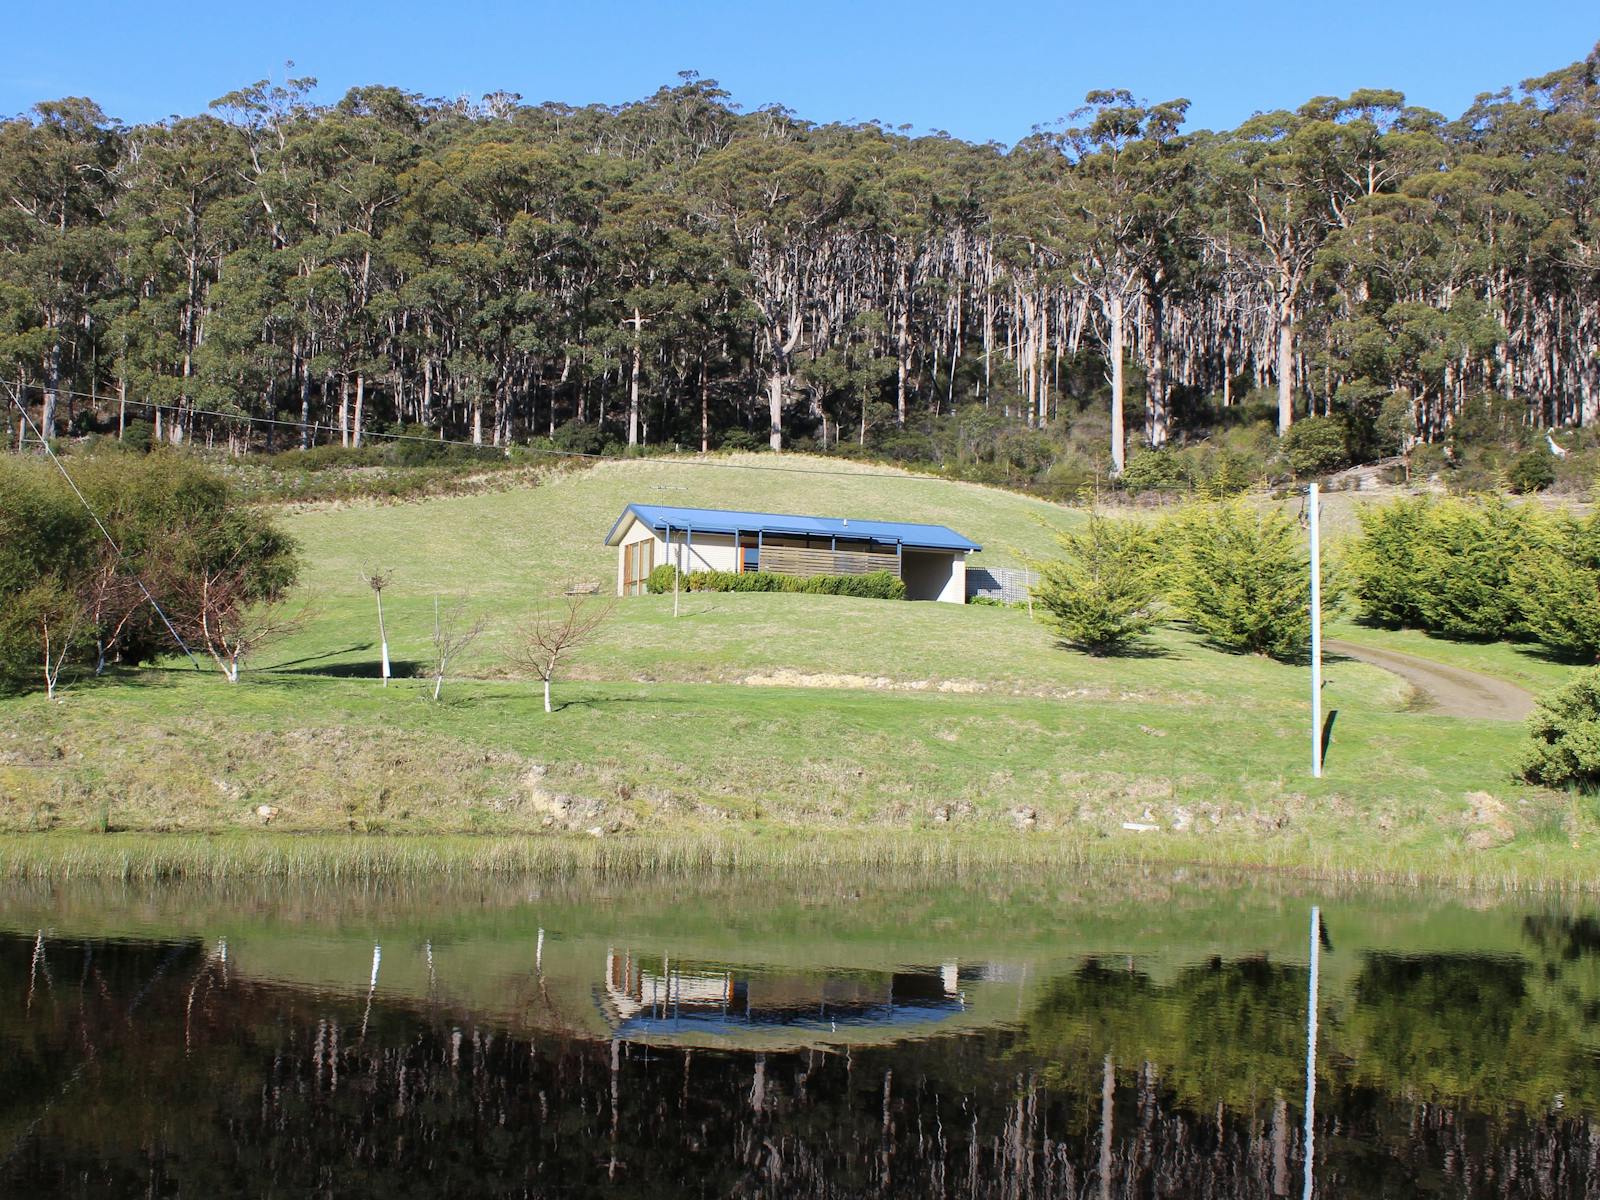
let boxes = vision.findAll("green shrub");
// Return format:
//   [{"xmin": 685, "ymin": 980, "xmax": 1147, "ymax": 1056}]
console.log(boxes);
[
  {"xmin": 681, "ymin": 569, "xmax": 905, "ymax": 600},
  {"xmin": 1281, "ymin": 415, "xmax": 1350, "ymax": 477},
  {"xmin": 1520, "ymin": 669, "xmax": 1600, "ymax": 791},
  {"xmin": 1164, "ymin": 499, "xmax": 1333, "ymax": 661},
  {"xmin": 718, "ymin": 428, "xmax": 767, "ymax": 453},
  {"xmin": 1512, "ymin": 512, "xmax": 1600, "ymax": 662},
  {"xmin": 1412, "ymin": 496, "xmax": 1536, "ymax": 639},
  {"xmin": 1506, "ymin": 448, "xmax": 1556, "ymax": 494},
  {"xmin": 1117, "ymin": 448, "xmax": 1190, "ymax": 495},
  {"xmin": 1033, "ymin": 513, "xmax": 1163, "ymax": 654},
  {"xmin": 645, "ymin": 563, "xmax": 680, "ymax": 594},
  {"xmin": 552, "ymin": 419, "xmax": 607, "ymax": 456},
  {"xmin": 1349, "ymin": 496, "xmax": 1433, "ymax": 627}
]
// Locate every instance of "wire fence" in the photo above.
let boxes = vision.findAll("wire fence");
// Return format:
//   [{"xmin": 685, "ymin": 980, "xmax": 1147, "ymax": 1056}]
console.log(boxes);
[{"xmin": 966, "ymin": 566, "xmax": 1038, "ymax": 605}]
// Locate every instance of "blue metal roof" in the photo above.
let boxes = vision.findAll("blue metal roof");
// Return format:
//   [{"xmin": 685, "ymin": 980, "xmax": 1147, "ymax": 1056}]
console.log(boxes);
[{"xmin": 604, "ymin": 504, "xmax": 981, "ymax": 552}]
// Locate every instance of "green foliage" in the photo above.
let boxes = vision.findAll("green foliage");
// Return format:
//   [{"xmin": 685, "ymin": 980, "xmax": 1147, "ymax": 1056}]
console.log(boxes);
[
  {"xmin": 1411, "ymin": 497, "xmax": 1537, "ymax": 640},
  {"xmin": 1164, "ymin": 500, "xmax": 1328, "ymax": 661},
  {"xmin": 1117, "ymin": 449, "xmax": 1188, "ymax": 495},
  {"xmin": 0, "ymin": 450, "xmax": 299, "ymax": 688},
  {"xmin": 645, "ymin": 563, "xmax": 680, "ymax": 594},
  {"xmin": 1281, "ymin": 415, "xmax": 1350, "ymax": 477},
  {"xmin": 680, "ymin": 569, "xmax": 906, "ymax": 600},
  {"xmin": 1506, "ymin": 449, "xmax": 1556, "ymax": 495},
  {"xmin": 1349, "ymin": 496, "xmax": 1434, "ymax": 627},
  {"xmin": 1033, "ymin": 513, "xmax": 1162, "ymax": 654},
  {"xmin": 1512, "ymin": 513, "xmax": 1600, "ymax": 662},
  {"xmin": 552, "ymin": 420, "xmax": 607, "ymax": 456},
  {"xmin": 1520, "ymin": 669, "xmax": 1600, "ymax": 791}
]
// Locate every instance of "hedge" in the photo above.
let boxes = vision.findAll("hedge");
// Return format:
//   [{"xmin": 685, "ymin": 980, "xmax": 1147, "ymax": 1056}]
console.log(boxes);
[{"xmin": 646, "ymin": 566, "xmax": 905, "ymax": 600}]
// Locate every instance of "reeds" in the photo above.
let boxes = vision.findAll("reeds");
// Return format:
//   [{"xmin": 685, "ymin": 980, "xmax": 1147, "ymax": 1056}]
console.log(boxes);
[{"xmin": 0, "ymin": 830, "xmax": 1593, "ymax": 893}]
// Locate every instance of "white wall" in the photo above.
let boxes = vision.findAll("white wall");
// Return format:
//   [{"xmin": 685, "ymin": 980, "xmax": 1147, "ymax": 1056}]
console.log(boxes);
[
  {"xmin": 616, "ymin": 521, "xmax": 740, "ymax": 595},
  {"xmin": 902, "ymin": 549, "xmax": 967, "ymax": 604}
]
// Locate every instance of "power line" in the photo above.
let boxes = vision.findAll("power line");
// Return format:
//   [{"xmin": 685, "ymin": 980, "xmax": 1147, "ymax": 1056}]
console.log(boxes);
[
  {"xmin": 21, "ymin": 384, "xmax": 1000, "ymax": 487},
  {"xmin": 4, "ymin": 383, "xmax": 201, "ymax": 670}
]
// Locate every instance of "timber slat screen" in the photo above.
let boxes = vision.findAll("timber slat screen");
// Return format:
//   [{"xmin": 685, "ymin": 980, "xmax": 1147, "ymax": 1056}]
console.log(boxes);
[{"xmin": 759, "ymin": 545, "xmax": 899, "ymax": 578}]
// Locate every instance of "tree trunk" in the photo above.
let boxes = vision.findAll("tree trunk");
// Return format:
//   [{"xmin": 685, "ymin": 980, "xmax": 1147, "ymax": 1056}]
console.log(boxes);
[
  {"xmin": 627, "ymin": 309, "xmax": 642, "ymax": 447},
  {"xmin": 339, "ymin": 376, "xmax": 351, "ymax": 448},
  {"xmin": 352, "ymin": 373, "xmax": 365, "ymax": 448},
  {"xmin": 1109, "ymin": 294, "xmax": 1126, "ymax": 476},
  {"xmin": 699, "ymin": 358, "xmax": 709, "ymax": 453},
  {"xmin": 1276, "ymin": 294, "xmax": 1295, "ymax": 435},
  {"xmin": 767, "ymin": 368, "xmax": 784, "ymax": 452},
  {"xmin": 543, "ymin": 676, "xmax": 552, "ymax": 714},
  {"xmin": 41, "ymin": 340, "xmax": 60, "ymax": 441}
]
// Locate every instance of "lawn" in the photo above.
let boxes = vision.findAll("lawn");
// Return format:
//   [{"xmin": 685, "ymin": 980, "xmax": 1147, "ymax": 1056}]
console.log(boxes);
[{"xmin": 0, "ymin": 453, "xmax": 1589, "ymax": 884}]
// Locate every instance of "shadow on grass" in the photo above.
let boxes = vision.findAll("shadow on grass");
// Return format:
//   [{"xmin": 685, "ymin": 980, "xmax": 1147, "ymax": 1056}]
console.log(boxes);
[
  {"xmin": 258, "ymin": 643, "xmax": 375, "ymax": 671},
  {"xmin": 1054, "ymin": 639, "xmax": 1177, "ymax": 660},
  {"xmin": 1350, "ymin": 619, "xmax": 1583, "ymax": 668},
  {"xmin": 268, "ymin": 660, "xmax": 426, "ymax": 680}
]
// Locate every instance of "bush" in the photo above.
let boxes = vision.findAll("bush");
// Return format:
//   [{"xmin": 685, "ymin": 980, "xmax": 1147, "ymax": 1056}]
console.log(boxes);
[
  {"xmin": 1512, "ymin": 512, "xmax": 1600, "ymax": 662},
  {"xmin": 718, "ymin": 428, "xmax": 767, "ymax": 453},
  {"xmin": 1520, "ymin": 669, "xmax": 1600, "ymax": 791},
  {"xmin": 552, "ymin": 419, "xmax": 607, "ymax": 456},
  {"xmin": 1164, "ymin": 499, "xmax": 1332, "ymax": 661},
  {"xmin": 1506, "ymin": 448, "xmax": 1556, "ymax": 494},
  {"xmin": 646, "ymin": 567, "xmax": 905, "ymax": 599},
  {"xmin": 1117, "ymin": 448, "xmax": 1190, "ymax": 495},
  {"xmin": 645, "ymin": 563, "xmax": 680, "ymax": 594},
  {"xmin": 1349, "ymin": 496, "xmax": 1433, "ymax": 627},
  {"xmin": 1033, "ymin": 513, "xmax": 1162, "ymax": 654},
  {"xmin": 1411, "ymin": 496, "xmax": 1536, "ymax": 640},
  {"xmin": 1281, "ymin": 416, "xmax": 1350, "ymax": 477}
]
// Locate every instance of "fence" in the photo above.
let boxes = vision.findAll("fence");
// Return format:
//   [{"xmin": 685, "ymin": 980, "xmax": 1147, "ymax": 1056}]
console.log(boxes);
[{"xmin": 966, "ymin": 566, "xmax": 1038, "ymax": 605}]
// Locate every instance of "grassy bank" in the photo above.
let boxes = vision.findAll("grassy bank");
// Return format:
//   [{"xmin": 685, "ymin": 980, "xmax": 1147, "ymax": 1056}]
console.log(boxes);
[{"xmin": 1, "ymin": 454, "xmax": 1590, "ymax": 885}]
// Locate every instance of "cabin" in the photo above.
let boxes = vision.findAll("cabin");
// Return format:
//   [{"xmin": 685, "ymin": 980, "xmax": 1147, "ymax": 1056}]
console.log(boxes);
[{"xmin": 605, "ymin": 503, "xmax": 981, "ymax": 603}]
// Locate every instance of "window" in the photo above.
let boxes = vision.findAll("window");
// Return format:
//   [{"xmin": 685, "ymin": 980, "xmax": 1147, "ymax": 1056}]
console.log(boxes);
[
  {"xmin": 623, "ymin": 539, "xmax": 654, "ymax": 595},
  {"xmin": 742, "ymin": 543, "xmax": 759, "ymax": 573}
]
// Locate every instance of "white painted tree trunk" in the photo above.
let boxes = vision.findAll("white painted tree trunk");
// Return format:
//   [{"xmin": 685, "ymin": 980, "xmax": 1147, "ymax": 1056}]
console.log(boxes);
[{"xmin": 543, "ymin": 676, "xmax": 552, "ymax": 713}]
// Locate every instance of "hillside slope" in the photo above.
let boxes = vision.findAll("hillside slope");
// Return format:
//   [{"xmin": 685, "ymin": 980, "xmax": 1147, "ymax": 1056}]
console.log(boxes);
[{"xmin": 0, "ymin": 454, "xmax": 1580, "ymax": 881}]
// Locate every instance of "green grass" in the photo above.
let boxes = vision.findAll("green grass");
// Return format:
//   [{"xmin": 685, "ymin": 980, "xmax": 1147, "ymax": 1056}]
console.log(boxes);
[
  {"xmin": 1, "ymin": 453, "xmax": 1591, "ymax": 884},
  {"xmin": 1328, "ymin": 620, "xmax": 1581, "ymax": 694}
]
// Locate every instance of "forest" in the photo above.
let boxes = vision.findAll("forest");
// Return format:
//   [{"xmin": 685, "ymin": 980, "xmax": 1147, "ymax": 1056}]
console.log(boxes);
[{"xmin": 1, "ymin": 45, "xmax": 1596, "ymax": 489}]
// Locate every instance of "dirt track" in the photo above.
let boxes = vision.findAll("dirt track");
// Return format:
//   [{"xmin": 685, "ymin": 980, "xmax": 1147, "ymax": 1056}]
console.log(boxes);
[{"xmin": 1326, "ymin": 639, "xmax": 1536, "ymax": 722}]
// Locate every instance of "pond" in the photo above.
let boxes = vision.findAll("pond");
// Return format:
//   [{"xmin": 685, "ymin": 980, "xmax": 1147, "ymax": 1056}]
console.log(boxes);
[{"xmin": 2, "ymin": 869, "xmax": 1598, "ymax": 1197}]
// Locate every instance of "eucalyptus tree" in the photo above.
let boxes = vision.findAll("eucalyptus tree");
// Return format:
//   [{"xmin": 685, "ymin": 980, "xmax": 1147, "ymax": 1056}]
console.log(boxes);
[{"xmin": 0, "ymin": 99, "xmax": 124, "ymax": 440}]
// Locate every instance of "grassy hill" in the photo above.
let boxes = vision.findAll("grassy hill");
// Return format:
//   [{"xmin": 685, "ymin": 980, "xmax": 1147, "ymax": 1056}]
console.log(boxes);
[{"xmin": 0, "ymin": 453, "xmax": 1586, "ymax": 885}]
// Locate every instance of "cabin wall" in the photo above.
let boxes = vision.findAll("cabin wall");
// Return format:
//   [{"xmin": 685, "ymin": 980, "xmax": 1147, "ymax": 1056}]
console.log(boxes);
[{"xmin": 901, "ymin": 550, "xmax": 967, "ymax": 604}]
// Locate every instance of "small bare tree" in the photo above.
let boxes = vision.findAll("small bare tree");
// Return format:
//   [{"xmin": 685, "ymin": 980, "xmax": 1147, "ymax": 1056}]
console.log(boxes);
[
  {"xmin": 178, "ymin": 565, "xmax": 310, "ymax": 683},
  {"xmin": 429, "ymin": 596, "xmax": 487, "ymax": 702},
  {"xmin": 360, "ymin": 566, "xmax": 396, "ymax": 686},
  {"xmin": 511, "ymin": 589, "xmax": 616, "ymax": 713},
  {"xmin": 21, "ymin": 577, "xmax": 90, "ymax": 700}
]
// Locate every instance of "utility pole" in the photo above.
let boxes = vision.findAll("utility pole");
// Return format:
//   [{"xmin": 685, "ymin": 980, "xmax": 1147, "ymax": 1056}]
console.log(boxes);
[{"xmin": 1309, "ymin": 482, "xmax": 1323, "ymax": 778}]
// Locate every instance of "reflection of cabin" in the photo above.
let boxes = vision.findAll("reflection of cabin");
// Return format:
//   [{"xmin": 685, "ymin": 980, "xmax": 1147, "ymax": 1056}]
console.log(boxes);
[
  {"xmin": 605, "ymin": 504, "xmax": 981, "ymax": 603},
  {"xmin": 601, "ymin": 949, "xmax": 976, "ymax": 1042}
]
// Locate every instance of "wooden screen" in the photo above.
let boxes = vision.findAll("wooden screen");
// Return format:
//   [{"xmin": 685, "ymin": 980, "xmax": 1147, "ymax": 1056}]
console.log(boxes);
[{"xmin": 622, "ymin": 539, "xmax": 655, "ymax": 595}]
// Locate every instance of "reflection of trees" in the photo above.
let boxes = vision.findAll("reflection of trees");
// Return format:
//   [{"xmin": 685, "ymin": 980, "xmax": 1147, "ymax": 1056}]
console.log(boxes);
[{"xmin": 6, "ymin": 933, "xmax": 1600, "ymax": 1198}]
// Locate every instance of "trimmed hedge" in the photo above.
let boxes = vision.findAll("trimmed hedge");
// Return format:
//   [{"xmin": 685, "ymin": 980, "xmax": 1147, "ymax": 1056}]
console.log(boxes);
[{"xmin": 646, "ymin": 565, "xmax": 905, "ymax": 600}]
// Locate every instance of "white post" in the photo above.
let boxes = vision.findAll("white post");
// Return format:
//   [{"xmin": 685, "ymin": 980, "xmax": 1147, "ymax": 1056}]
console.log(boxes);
[
  {"xmin": 1303, "ymin": 905, "xmax": 1320, "ymax": 1200},
  {"xmin": 1309, "ymin": 482, "xmax": 1322, "ymax": 778},
  {"xmin": 669, "ymin": 526, "xmax": 680, "ymax": 619}
]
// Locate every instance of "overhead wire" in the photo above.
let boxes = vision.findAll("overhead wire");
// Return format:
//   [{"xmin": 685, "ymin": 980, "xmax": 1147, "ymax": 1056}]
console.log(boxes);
[
  {"xmin": 19, "ymin": 383, "xmax": 992, "ymax": 486},
  {"xmin": 4, "ymin": 382, "xmax": 202, "ymax": 669}
]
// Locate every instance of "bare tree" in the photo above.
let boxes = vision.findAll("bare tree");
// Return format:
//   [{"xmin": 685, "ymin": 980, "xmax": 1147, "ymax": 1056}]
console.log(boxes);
[
  {"xmin": 21, "ymin": 578, "xmax": 89, "ymax": 700},
  {"xmin": 510, "ymin": 589, "xmax": 615, "ymax": 713},
  {"xmin": 176, "ymin": 565, "xmax": 310, "ymax": 683},
  {"xmin": 429, "ymin": 596, "xmax": 487, "ymax": 702},
  {"xmin": 360, "ymin": 566, "xmax": 396, "ymax": 686}
]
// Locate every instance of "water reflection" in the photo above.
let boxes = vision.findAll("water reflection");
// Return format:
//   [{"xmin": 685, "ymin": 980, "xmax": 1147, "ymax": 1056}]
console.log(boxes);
[{"xmin": 3, "ymin": 875, "xmax": 1600, "ymax": 1197}]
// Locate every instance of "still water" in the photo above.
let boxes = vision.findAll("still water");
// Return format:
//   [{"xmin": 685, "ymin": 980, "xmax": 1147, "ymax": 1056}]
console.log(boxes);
[{"xmin": 3, "ymin": 869, "xmax": 1599, "ymax": 1198}]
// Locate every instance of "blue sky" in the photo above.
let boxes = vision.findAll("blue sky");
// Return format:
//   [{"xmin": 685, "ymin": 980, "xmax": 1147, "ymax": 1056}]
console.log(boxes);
[{"xmin": 4, "ymin": 1, "xmax": 1593, "ymax": 142}]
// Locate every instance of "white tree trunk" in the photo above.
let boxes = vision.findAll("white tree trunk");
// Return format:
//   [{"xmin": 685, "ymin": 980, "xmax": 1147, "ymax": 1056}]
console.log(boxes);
[
  {"xmin": 627, "ymin": 309, "xmax": 642, "ymax": 447},
  {"xmin": 1277, "ymin": 297, "xmax": 1295, "ymax": 435},
  {"xmin": 767, "ymin": 369, "xmax": 784, "ymax": 452},
  {"xmin": 543, "ymin": 676, "xmax": 552, "ymax": 713},
  {"xmin": 1109, "ymin": 294, "xmax": 1126, "ymax": 476}
]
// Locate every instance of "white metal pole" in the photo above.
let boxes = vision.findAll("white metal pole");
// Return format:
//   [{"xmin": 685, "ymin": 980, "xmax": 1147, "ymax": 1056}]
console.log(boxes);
[
  {"xmin": 1309, "ymin": 483, "xmax": 1323, "ymax": 778},
  {"xmin": 1303, "ymin": 905, "xmax": 1320, "ymax": 1200}
]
